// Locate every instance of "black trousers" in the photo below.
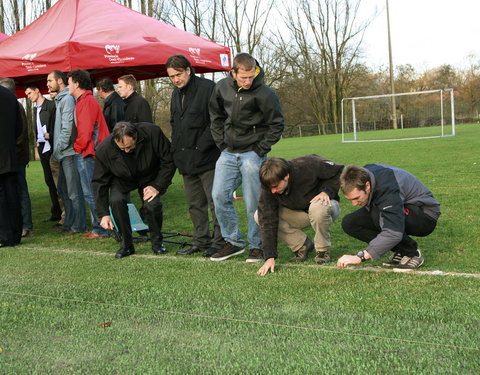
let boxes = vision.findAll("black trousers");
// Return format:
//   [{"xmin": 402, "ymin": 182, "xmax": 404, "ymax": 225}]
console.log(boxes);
[
  {"xmin": 183, "ymin": 169, "xmax": 224, "ymax": 250},
  {"xmin": 0, "ymin": 172, "xmax": 22, "ymax": 246},
  {"xmin": 342, "ymin": 204, "xmax": 437, "ymax": 257},
  {"xmin": 110, "ymin": 184, "xmax": 163, "ymax": 248},
  {"xmin": 38, "ymin": 143, "xmax": 62, "ymax": 219}
]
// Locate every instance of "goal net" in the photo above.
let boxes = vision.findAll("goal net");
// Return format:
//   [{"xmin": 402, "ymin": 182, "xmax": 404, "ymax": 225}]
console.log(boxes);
[{"xmin": 341, "ymin": 89, "xmax": 456, "ymax": 142}]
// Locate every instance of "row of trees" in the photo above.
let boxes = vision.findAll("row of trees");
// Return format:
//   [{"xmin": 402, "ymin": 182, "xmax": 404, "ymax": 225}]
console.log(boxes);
[{"xmin": 2, "ymin": 0, "xmax": 480, "ymax": 136}]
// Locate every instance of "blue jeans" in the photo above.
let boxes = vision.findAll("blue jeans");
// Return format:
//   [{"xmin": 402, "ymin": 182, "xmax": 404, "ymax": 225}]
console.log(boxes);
[
  {"xmin": 75, "ymin": 154, "xmax": 108, "ymax": 236},
  {"xmin": 212, "ymin": 150, "xmax": 266, "ymax": 249},
  {"xmin": 59, "ymin": 155, "xmax": 86, "ymax": 233}
]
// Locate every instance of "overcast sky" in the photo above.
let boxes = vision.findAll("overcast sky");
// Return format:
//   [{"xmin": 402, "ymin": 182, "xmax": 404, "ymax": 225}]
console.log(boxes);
[{"xmin": 360, "ymin": 0, "xmax": 479, "ymax": 71}]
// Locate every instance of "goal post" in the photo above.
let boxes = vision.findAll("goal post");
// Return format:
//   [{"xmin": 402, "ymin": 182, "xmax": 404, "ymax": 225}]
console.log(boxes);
[{"xmin": 341, "ymin": 88, "xmax": 456, "ymax": 143}]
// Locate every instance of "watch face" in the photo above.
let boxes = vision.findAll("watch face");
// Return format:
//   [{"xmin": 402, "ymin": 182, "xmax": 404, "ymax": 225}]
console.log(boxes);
[{"xmin": 357, "ymin": 251, "xmax": 365, "ymax": 258}]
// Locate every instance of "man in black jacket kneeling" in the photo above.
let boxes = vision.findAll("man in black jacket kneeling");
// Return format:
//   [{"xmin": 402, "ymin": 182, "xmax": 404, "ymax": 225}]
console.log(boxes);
[{"xmin": 93, "ymin": 122, "xmax": 176, "ymax": 258}]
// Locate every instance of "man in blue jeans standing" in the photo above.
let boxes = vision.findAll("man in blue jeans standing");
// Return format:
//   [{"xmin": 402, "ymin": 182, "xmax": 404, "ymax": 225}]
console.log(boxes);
[
  {"xmin": 48, "ymin": 70, "xmax": 86, "ymax": 235},
  {"xmin": 67, "ymin": 69, "xmax": 110, "ymax": 239},
  {"xmin": 209, "ymin": 53, "xmax": 284, "ymax": 262}
]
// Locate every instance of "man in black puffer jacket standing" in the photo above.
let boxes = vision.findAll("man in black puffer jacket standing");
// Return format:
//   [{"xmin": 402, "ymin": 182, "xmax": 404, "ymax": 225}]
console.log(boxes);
[{"xmin": 209, "ymin": 53, "xmax": 284, "ymax": 263}]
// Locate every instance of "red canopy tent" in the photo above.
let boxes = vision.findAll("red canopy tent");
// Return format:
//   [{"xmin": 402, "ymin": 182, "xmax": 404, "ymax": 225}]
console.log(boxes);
[
  {"xmin": 0, "ymin": 32, "xmax": 8, "ymax": 43},
  {"xmin": 0, "ymin": 0, "xmax": 231, "ymax": 96}
]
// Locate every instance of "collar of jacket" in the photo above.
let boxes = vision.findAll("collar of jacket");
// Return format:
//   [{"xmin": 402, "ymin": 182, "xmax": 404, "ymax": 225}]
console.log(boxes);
[
  {"xmin": 104, "ymin": 91, "xmax": 119, "ymax": 105},
  {"xmin": 283, "ymin": 163, "xmax": 294, "ymax": 196},
  {"xmin": 76, "ymin": 90, "xmax": 93, "ymax": 102},
  {"xmin": 179, "ymin": 72, "xmax": 196, "ymax": 95},
  {"xmin": 124, "ymin": 91, "xmax": 138, "ymax": 104},
  {"xmin": 55, "ymin": 87, "xmax": 69, "ymax": 102},
  {"xmin": 366, "ymin": 170, "xmax": 376, "ymax": 209}
]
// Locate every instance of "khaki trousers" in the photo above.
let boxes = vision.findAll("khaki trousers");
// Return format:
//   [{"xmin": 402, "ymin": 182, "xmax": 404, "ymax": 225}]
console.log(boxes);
[{"xmin": 257, "ymin": 200, "xmax": 340, "ymax": 253}]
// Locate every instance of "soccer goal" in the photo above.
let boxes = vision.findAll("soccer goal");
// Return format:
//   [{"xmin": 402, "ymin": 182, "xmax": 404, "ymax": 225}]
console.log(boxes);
[{"xmin": 341, "ymin": 88, "xmax": 456, "ymax": 142}]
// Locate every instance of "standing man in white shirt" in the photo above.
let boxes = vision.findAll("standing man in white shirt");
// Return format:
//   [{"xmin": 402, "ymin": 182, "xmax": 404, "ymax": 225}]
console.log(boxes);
[{"xmin": 25, "ymin": 84, "xmax": 62, "ymax": 223}]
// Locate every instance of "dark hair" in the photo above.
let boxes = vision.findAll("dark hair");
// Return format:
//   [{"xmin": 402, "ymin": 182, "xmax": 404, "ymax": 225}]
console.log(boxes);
[
  {"xmin": 340, "ymin": 165, "xmax": 371, "ymax": 194},
  {"xmin": 232, "ymin": 53, "xmax": 256, "ymax": 72},
  {"xmin": 50, "ymin": 70, "xmax": 68, "ymax": 86},
  {"xmin": 112, "ymin": 121, "xmax": 138, "ymax": 142},
  {"xmin": 259, "ymin": 157, "xmax": 291, "ymax": 188},
  {"xmin": 67, "ymin": 69, "xmax": 93, "ymax": 91},
  {"xmin": 25, "ymin": 83, "xmax": 40, "ymax": 91},
  {"xmin": 96, "ymin": 77, "xmax": 114, "ymax": 92},
  {"xmin": 165, "ymin": 54, "xmax": 194, "ymax": 74},
  {"xmin": 118, "ymin": 74, "xmax": 137, "ymax": 91}
]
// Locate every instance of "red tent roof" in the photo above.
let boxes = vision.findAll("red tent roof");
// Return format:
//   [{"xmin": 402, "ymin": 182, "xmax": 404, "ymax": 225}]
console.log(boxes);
[
  {"xmin": 0, "ymin": 0, "xmax": 231, "ymax": 95},
  {"xmin": 0, "ymin": 33, "xmax": 8, "ymax": 42}
]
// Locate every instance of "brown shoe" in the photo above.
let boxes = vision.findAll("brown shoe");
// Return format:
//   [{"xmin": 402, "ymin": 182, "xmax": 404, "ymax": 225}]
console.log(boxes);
[
  {"xmin": 315, "ymin": 250, "xmax": 331, "ymax": 264},
  {"xmin": 83, "ymin": 232, "xmax": 109, "ymax": 239},
  {"xmin": 290, "ymin": 237, "xmax": 314, "ymax": 262},
  {"xmin": 22, "ymin": 229, "xmax": 33, "ymax": 238}
]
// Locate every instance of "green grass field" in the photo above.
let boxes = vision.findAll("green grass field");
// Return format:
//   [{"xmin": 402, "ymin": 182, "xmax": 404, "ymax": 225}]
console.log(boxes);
[{"xmin": 1, "ymin": 124, "xmax": 479, "ymax": 374}]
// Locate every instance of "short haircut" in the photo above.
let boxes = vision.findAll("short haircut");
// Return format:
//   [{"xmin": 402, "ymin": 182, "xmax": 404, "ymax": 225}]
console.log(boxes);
[
  {"xmin": 232, "ymin": 53, "xmax": 256, "ymax": 72},
  {"xmin": 0, "ymin": 77, "xmax": 16, "ymax": 93},
  {"xmin": 67, "ymin": 69, "xmax": 92, "ymax": 91},
  {"xmin": 340, "ymin": 165, "xmax": 371, "ymax": 194},
  {"xmin": 118, "ymin": 74, "xmax": 137, "ymax": 91},
  {"xmin": 25, "ymin": 83, "xmax": 40, "ymax": 91},
  {"xmin": 165, "ymin": 54, "xmax": 193, "ymax": 73},
  {"xmin": 112, "ymin": 121, "xmax": 138, "ymax": 142},
  {"xmin": 50, "ymin": 70, "xmax": 68, "ymax": 86},
  {"xmin": 259, "ymin": 157, "xmax": 291, "ymax": 189},
  {"xmin": 96, "ymin": 77, "xmax": 114, "ymax": 92}
]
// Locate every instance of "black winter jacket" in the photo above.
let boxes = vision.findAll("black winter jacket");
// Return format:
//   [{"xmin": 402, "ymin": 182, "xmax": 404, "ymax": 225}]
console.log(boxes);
[
  {"xmin": 123, "ymin": 92, "xmax": 153, "ymax": 124},
  {"xmin": 34, "ymin": 98, "xmax": 56, "ymax": 146},
  {"xmin": 92, "ymin": 123, "xmax": 176, "ymax": 218},
  {"xmin": 209, "ymin": 64, "xmax": 284, "ymax": 157},
  {"xmin": 103, "ymin": 91, "xmax": 125, "ymax": 132},
  {"xmin": 258, "ymin": 155, "xmax": 344, "ymax": 259},
  {"xmin": 170, "ymin": 74, "xmax": 219, "ymax": 175},
  {"xmin": 0, "ymin": 86, "xmax": 22, "ymax": 174}
]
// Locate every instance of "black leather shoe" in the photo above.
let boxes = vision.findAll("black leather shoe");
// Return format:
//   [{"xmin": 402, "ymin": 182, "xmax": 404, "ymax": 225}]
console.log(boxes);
[
  {"xmin": 203, "ymin": 248, "xmax": 219, "ymax": 257},
  {"xmin": 152, "ymin": 243, "xmax": 167, "ymax": 255},
  {"xmin": 115, "ymin": 246, "xmax": 135, "ymax": 258},
  {"xmin": 43, "ymin": 216, "xmax": 61, "ymax": 222},
  {"xmin": 176, "ymin": 246, "xmax": 202, "ymax": 255}
]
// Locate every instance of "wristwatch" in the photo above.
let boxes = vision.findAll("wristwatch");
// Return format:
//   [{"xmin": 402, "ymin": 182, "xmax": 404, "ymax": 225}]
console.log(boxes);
[{"xmin": 356, "ymin": 251, "xmax": 367, "ymax": 262}]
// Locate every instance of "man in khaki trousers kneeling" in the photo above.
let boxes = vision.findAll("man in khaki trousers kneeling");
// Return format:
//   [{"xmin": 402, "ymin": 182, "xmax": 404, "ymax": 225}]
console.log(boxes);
[{"xmin": 255, "ymin": 155, "xmax": 344, "ymax": 276}]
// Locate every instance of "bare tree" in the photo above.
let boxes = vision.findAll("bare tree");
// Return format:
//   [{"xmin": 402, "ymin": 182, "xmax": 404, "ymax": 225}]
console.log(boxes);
[
  {"xmin": 275, "ymin": 0, "xmax": 374, "ymax": 134},
  {"xmin": 218, "ymin": 0, "xmax": 274, "ymax": 54}
]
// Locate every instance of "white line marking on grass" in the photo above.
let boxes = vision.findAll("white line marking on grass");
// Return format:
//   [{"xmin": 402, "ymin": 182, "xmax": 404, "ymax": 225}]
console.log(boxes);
[
  {"xmin": 15, "ymin": 245, "xmax": 480, "ymax": 279},
  {"xmin": 1, "ymin": 289, "xmax": 479, "ymax": 352}
]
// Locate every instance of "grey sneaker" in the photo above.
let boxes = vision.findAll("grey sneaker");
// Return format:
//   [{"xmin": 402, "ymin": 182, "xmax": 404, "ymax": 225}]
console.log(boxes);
[
  {"xmin": 393, "ymin": 250, "xmax": 424, "ymax": 272},
  {"xmin": 290, "ymin": 237, "xmax": 314, "ymax": 262},
  {"xmin": 246, "ymin": 248, "xmax": 263, "ymax": 263},
  {"xmin": 382, "ymin": 251, "xmax": 403, "ymax": 267},
  {"xmin": 210, "ymin": 242, "xmax": 245, "ymax": 261},
  {"xmin": 314, "ymin": 250, "xmax": 330, "ymax": 264}
]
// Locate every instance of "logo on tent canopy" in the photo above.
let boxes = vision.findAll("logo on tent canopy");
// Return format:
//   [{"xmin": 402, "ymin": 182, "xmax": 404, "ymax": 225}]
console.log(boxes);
[
  {"xmin": 22, "ymin": 53, "xmax": 37, "ymax": 61},
  {"xmin": 189, "ymin": 48, "xmax": 201, "ymax": 56},
  {"xmin": 105, "ymin": 45, "xmax": 120, "ymax": 55},
  {"xmin": 20, "ymin": 52, "xmax": 46, "ymax": 72},
  {"xmin": 104, "ymin": 44, "xmax": 135, "ymax": 65}
]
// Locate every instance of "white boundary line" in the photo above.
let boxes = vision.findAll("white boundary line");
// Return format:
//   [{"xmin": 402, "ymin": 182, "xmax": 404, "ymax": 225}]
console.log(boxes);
[{"xmin": 12, "ymin": 245, "xmax": 480, "ymax": 279}]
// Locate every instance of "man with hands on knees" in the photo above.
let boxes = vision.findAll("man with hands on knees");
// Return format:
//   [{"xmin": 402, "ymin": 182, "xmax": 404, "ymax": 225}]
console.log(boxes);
[
  {"xmin": 93, "ymin": 122, "xmax": 176, "ymax": 258},
  {"xmin": 336, "ymin": 164, "xmax": 440, "ymax": 272},
  {"xmin": 256, "ymin": 155, "xmax": 344, "ymax": 276}
]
